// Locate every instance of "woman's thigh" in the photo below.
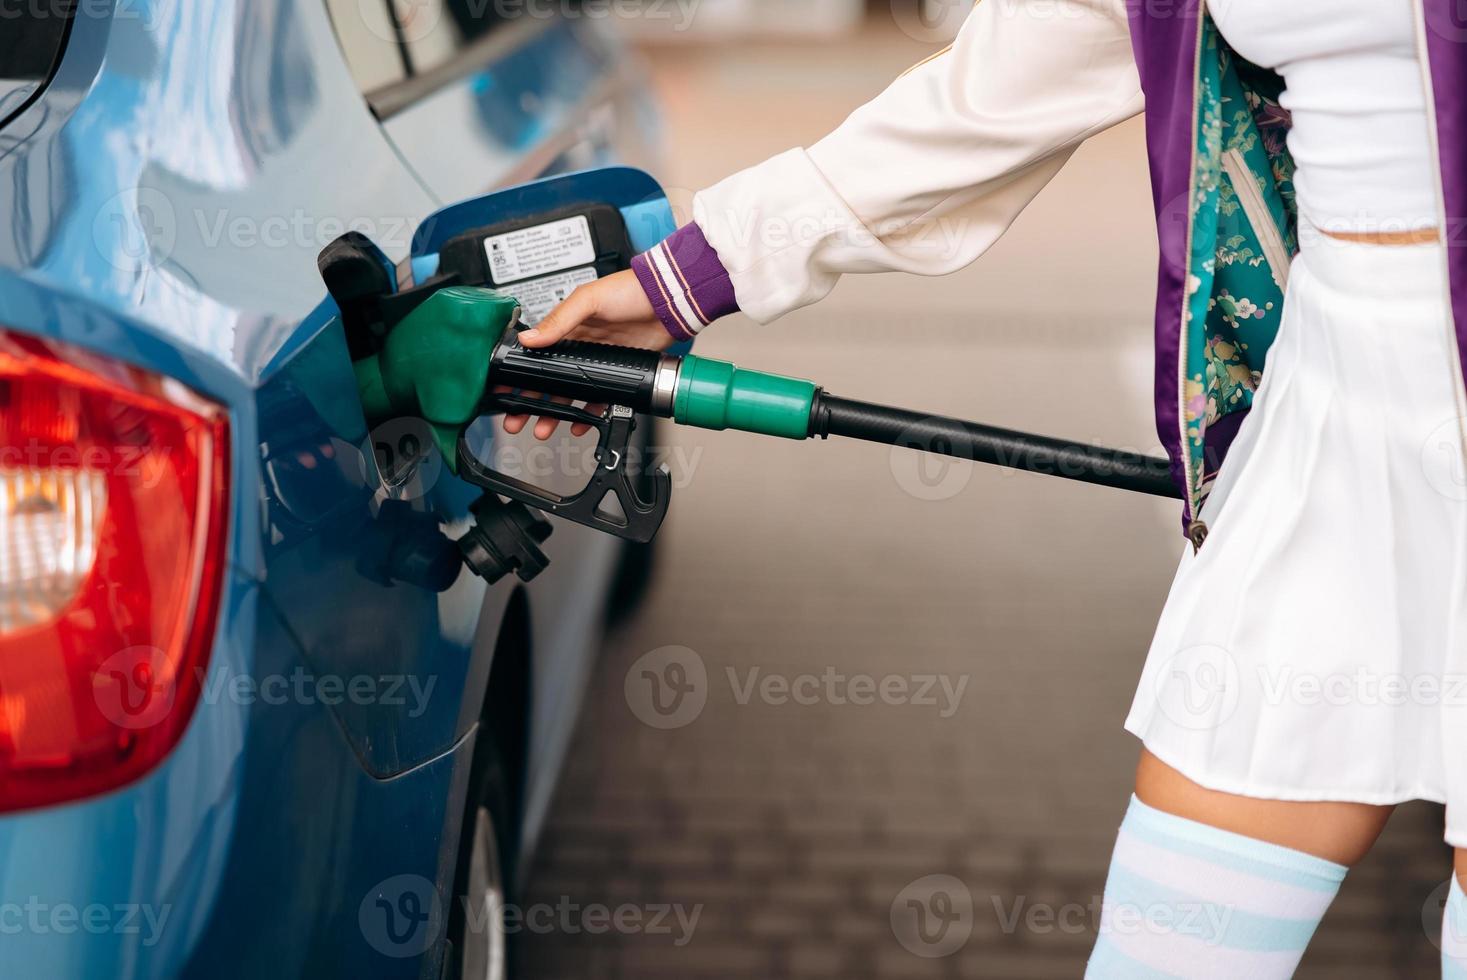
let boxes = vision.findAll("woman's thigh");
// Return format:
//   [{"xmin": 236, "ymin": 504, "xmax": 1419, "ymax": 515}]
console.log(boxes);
[{"xmin": 1135, "ymin": 749, "xmax": 1395, "ymax": 866}]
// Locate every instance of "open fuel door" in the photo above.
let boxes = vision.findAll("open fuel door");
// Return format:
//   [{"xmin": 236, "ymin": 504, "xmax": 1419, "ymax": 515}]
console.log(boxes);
[
  {"xmin": 319, "ymin": 167, "xmax": 679, "ymax": 585},
  {"xmin": 410, "ymin": 167, "xmax": 677, "ymax": 325}
]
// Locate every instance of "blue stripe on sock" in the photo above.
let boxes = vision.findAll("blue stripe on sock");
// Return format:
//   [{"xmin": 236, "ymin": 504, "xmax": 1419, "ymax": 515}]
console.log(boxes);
[
  {"xmin": 1123, "ymin": 796, "xmax": 1346, "ymax": 891},
  {"xmin": 1088, "ymin": 797, "xmax": 1345, "ymax": 979},
  {"xmin": 1103, "ymin": 865, "xmax": 1325, "ymax": 953}
]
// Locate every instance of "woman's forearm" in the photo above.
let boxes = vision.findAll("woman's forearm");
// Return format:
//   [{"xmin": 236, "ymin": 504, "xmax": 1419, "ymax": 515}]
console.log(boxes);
[{"xmin": 631, "ymin": 0, "xmax": 1144, "ymax": 339}]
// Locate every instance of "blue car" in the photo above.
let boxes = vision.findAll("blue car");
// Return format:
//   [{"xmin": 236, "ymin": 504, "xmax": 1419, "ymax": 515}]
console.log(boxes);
[{"xmin": 0, "ymin": 2, "xmax": 669, "ymax": 976}]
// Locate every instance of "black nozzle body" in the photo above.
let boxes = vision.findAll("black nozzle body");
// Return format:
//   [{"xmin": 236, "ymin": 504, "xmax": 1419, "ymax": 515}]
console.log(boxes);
[{"xmin": 490, "ymin": 334, "xmax": 664, "ymax": 412}]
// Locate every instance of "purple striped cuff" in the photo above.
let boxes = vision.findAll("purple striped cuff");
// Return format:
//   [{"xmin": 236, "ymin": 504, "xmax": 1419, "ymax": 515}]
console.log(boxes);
[{"xmin": 630, "ymin": 223, "xmax": 740, "ymax": 341}]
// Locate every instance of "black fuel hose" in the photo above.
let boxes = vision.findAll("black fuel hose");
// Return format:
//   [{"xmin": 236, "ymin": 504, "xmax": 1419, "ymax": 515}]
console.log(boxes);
[{"xmin": 808, "ymin": 392, "xmax": 1182, "ymax": 499}]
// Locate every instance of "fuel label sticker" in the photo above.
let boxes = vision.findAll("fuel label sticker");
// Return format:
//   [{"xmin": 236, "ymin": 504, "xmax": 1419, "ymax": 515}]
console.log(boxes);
[
  {"xmin": 485, "ymin": 215, "xmax": 597, "ymax": 284},
  {"xmin": 510, "ymin": 267, "xmax": 599, "ymax": 325}
]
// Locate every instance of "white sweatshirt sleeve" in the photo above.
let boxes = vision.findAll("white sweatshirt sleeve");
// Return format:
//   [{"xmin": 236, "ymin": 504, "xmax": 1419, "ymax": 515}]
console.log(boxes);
[{"xmin": 687, "ymin": 0, "xmax": 1144, "ymax": 325}]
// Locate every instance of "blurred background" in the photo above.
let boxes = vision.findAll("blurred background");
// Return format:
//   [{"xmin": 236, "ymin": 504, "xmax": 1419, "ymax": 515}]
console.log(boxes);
[{"xmin": 518, "ymin": 1, "xmax": 1450, "ymax": 976}]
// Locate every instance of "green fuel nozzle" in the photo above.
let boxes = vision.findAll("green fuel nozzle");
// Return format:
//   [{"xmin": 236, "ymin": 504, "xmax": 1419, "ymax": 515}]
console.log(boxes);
[{"xmin": 353, "ymin": 283, "xmax": 823, "ymax": 455}]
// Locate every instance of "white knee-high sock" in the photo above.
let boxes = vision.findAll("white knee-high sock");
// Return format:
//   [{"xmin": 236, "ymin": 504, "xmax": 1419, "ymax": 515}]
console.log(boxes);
[
  {"xmin": 1443, "ymin": 876, "xmax": 1467, "ymax": 978},
  {"xmin": 1085, "ymin": 795, "xmax": 1346, "ymax": 980}
]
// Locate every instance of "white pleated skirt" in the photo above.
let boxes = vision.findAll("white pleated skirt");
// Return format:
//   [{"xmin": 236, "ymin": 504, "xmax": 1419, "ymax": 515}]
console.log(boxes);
[{"xmin": 1125, "ymin": 238, "xmax": 1467, "ymax": 845}]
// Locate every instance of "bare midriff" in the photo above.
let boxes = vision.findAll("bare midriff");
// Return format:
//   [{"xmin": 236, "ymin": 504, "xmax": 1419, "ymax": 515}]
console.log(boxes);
[{"xmin": 1320, "ymin": 227, "xmax": 1442, "ymax": 246}]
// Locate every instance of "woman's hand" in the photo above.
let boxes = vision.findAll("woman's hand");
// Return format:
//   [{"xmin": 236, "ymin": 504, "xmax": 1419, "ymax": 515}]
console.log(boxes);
[{"xmin": 501, "ymin": 269, "xmax": 675, "ymax": 439}]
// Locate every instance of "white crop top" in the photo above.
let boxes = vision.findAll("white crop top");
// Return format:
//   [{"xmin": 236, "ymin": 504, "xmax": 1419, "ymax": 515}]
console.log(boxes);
[{"xmin": 1208, "ymin": 0, "xmax": 1440, "ymax": 237}]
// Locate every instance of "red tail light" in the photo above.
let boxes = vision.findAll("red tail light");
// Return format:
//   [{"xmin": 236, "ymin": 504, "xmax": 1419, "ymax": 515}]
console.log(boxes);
[{"xmin": 0, "ymin": 330, "xmax": 229, "ymax": 812}]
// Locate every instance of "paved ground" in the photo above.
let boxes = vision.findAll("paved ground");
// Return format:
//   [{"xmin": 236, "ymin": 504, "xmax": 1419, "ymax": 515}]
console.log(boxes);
[{"xmin": 518, "ymin": 23, "xmax": 1453, "ymax": 979}]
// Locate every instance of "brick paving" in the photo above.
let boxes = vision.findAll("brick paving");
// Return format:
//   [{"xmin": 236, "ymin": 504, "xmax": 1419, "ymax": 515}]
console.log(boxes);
[
  {"xmin": 518, "ymin": 455, "xmax": 1452, "ymax": 978},
  {"xmin": 517, "ymin": 26, "xmax": 1454, "ymax": 979}
]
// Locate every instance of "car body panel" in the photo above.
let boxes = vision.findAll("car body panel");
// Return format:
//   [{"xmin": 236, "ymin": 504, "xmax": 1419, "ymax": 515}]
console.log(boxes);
[{"xmin": 0, "ymin": 0, "xmax": 663, "ymax": 974}]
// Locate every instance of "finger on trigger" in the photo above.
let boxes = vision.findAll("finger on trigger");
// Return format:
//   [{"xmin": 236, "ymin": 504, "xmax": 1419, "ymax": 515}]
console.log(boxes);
[
  {"xmin": 533, "ymin": 396, "xmax": 576, "ymax": 440},
  {"xmin": 570, "ymin": 403, "xmax": 607, "ymax": 437}
]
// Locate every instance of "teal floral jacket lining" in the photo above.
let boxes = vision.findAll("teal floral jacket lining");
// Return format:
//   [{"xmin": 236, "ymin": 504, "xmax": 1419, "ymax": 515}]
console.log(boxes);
[{"xmin": 1183, "ymin": 18, "xmax": 1298, "ymax": 511}]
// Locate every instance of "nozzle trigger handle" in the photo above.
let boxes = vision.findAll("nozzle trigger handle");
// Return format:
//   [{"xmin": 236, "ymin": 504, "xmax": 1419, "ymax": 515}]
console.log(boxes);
[{"xmin": 457, "ymin": 398, "xmax": 670, "ymax": 544}]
